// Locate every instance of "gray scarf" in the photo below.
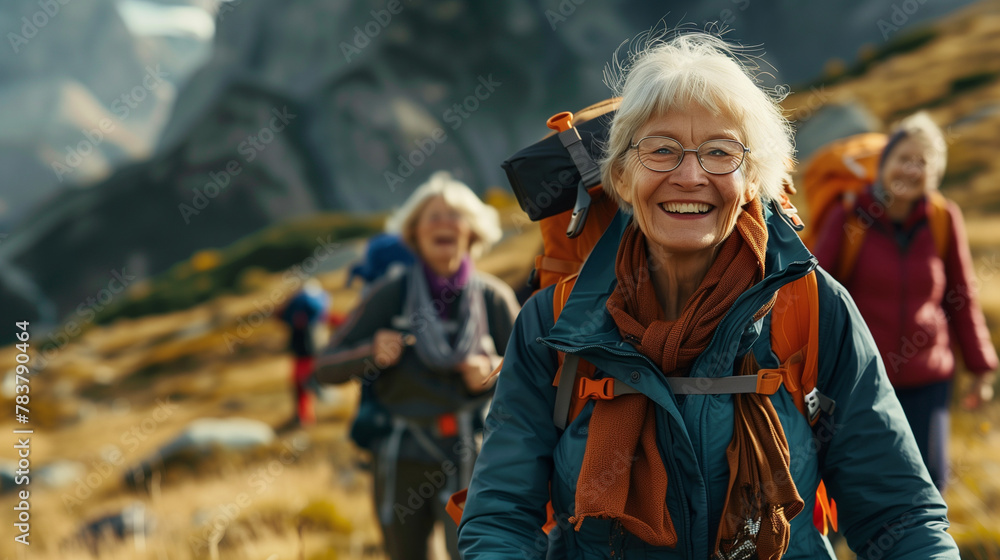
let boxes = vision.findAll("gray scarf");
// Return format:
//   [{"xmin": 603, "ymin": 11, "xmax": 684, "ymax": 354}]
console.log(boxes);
[{"xmin": 402, "ymin": 263, "xmax": 492, "ymax": 372}]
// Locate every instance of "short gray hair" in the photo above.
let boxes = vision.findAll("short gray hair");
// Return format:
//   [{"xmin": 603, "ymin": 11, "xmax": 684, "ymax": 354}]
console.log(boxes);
[
  {"xmin": 887, "ymin": 111, "xmax": 948, "ymax": 180},
  {"xmin": 385, "ymin": 171, "xmax": 502, "ymax": 259},
  {"xmin": 600, "ymin": 31, "xmax": 794, "ymax": 212}
]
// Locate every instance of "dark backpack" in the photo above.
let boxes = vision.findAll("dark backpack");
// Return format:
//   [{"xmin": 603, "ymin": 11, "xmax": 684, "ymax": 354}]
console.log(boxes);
[{"xmin": 281, "ymin": 287, "xmax": 330, "ymax": 356}]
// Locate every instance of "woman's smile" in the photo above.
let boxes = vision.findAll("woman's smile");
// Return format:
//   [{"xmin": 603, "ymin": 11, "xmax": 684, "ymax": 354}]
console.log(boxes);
[{"xmin": 658, "ymin": 200, "xmax": 715, "ymax": 219}]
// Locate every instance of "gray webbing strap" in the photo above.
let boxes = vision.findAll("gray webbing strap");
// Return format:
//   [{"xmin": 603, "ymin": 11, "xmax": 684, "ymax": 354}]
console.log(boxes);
[
  {"xmin": 666, "ymin": 376, "xmax": 763, "ymax": 395},
  {"xmin": 558, "ymin": 128, "xmax": 602, "ymax": 188},
  {"xmin": 378, "ymin": 420, "xmax": 406, "ymax": 526},
  {"xmin": 596, "ymin": 375, "xmax": 770, "ymax": 397},
  {"xmin": 553, "ymin": 354, "xmax": 580, "ymax": 430}
]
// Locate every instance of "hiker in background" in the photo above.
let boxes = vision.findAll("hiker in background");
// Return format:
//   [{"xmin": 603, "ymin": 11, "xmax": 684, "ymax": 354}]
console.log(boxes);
[
  {"xmin": 314, "ymin": 171, "xmax": 520, "ymax": 560},
  {"xmin": 813, "ymin": 112, "xmax": 998, "ymax": 492},
  {"xmin": 342, "ymin": 231, "xmax": 417, "ymax": 467},
  {"xmin": 279, "ymin": 278, "xmax": 332, "ymax": 427},
  {"xmin": 458, "ymin": 33, "xmax": 959, "ymax": 559}
]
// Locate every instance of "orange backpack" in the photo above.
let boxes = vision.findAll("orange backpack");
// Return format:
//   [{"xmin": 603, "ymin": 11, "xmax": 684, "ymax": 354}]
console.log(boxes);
[
  {"xmin": 447, "ymin": 101, "xmax": 838, "ymax": 536},
  {"xmin": 801, "ymin": 133, "xmax": 951, "ymax": 280}
]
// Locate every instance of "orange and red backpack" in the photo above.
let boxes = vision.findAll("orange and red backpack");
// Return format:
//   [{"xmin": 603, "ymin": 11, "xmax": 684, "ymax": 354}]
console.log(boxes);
[
  {"xmin": 448, "ymin": 100, "xmax": 838, "ymax": 536},
  {"xmin": 800, "ymin": 132, "xmax": 951, "ymax": 280}
]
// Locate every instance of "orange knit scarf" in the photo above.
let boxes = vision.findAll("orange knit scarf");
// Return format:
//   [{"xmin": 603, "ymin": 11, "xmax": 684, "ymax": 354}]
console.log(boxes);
[{"xmin": 571, "ymin": 199, "xmax": 803, "ymax": 559}]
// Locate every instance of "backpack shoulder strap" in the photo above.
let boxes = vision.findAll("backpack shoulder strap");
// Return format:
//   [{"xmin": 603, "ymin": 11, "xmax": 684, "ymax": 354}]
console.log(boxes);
[
  {"xmin": 836, "ymin": 198, "xmax": 865, "ymax": 282},
  {"xmin": 552, "ymin": 272, "xmax": 579, "ymax": 322},
  {"xmin": 770, "ymin": 270, "xmax": 830, "ymax": 424},
  {"xmin": 926, "ymin": 191, "xmax": 952, "ymax": 262},
  {"xmin": 550, "ymin": 273, "xmax": 599, "ymax": 429},
  {"xmin": 771, "ymin": 269, "xmax": 839, "ymax": 535}
]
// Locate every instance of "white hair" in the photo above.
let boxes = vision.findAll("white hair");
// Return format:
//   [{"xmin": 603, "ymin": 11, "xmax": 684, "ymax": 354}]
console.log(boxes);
[
  {"xmin": 888, "ymin": 111, "xmax": 948, "ymax": 180},
  {"xmin": 385, "ymin": 171, "xmax": 502, "ymax": 259},
  {"xmin": 600, "ymin": 31, "xmax": 794, "ymax": 211}
]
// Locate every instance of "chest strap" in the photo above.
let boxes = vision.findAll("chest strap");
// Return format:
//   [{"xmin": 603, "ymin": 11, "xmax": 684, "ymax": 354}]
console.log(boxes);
[{"xmin": 578, "ymin": 370, "xmax": 784, "ymax": 400}]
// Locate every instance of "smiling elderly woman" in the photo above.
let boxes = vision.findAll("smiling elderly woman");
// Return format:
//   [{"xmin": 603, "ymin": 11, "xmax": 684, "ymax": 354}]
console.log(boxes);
[
  {"xmin": 814, "ymin": 113, "xmax": 998, "ymax": 494},
  {"xmin": 457, "ymin": 33, "xmax": 959, "ymax": 559},
  {"xmin": 314, "ymin": 172, "xmax": 520, "ymax": 560}
]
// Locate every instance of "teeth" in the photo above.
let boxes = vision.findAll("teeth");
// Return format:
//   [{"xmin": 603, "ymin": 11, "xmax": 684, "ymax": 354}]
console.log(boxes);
[{"xmin": 662, "ymin": 202, "xmax": 711, "ymax": 214}]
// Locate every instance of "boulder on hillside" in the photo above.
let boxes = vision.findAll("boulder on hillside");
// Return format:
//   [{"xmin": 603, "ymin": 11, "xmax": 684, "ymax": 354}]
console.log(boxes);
[
  {"xmin": 124, "ymin": 417, "xmax": 275, "ymax": 487},
  {"xmin": 793, "ymin": 102, "xmax": 882, "ymax": 163}
]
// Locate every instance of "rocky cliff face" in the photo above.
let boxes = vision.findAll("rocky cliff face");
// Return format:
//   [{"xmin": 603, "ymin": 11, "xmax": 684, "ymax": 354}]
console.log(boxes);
[
  {"xmin": 0, "ymin": 0, "xmax": 213, "ymax": 226},
  {"xmin": 0, "ymin": 0, "xmax": 983, "ymax": 340}
]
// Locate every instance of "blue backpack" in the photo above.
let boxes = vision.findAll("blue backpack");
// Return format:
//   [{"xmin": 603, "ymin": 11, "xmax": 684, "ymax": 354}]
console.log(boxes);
[{"xmin": 348, "ymin": 233, "xmax": 415, "ymax": 290}]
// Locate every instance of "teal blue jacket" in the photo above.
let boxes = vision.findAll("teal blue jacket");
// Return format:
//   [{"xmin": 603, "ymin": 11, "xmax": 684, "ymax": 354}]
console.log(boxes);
[{"xmin": 458, "ymin": 205, "xmax": 958, "ymax": 559}]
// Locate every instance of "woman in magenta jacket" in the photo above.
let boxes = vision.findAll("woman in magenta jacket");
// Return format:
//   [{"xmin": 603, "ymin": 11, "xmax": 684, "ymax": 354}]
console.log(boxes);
[{"xmin": 814, "ymin": 112, "xmax": 997, "ymax": 491}]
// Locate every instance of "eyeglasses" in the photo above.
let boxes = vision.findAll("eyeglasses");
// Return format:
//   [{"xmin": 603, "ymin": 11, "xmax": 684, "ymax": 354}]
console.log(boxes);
[{"xmin": 629, "ymin": 136, "xmax": 749, "ymax": 175}]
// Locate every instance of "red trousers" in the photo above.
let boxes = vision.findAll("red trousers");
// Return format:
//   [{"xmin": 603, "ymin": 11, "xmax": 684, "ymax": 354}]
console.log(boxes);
[{"xmin": 292, "ymin": 356, "xmax": 315, "ymax": 425}]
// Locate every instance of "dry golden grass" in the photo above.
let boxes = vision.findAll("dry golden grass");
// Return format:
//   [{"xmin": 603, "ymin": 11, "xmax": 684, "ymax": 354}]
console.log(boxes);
[
  {"xmin": 784, "ymin": 2, "xmax": 1000, "ymax": 216},
  {"xmin": 0, "ymin": 211, "xmax": 540, "ymax": 560},
  {"xmin": 7, "ymin": 6, "xmax": 1000, "ymax": 555}
]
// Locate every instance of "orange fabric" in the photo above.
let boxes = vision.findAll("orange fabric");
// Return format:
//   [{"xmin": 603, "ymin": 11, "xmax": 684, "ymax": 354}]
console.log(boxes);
[
  {"xmin": 812, "ymin": 480, "xmax": 838, "ymax": 535},
  {"xmin": 534, "ymin": 255, "xmax": 582, "ymax": 276},
  {"xmin": 446, "ymin": 488, "xmax": 467, "ymax": 525},
  {"xmin": 802, "ymin": 132, "xmax": 887, "ymax": 249},
  {"xmin": 572, "ymin": 199, "xmax": 803, "ymax": 557},
  {"xmin": 536, "ymin": 188, "xmax": 618, "ymax": 289},
  {"xmin": 604, "ymin": 199, "xmax": 769, "ymax": 375},
  {"xmin": 770, "ymin": 271, "xmax": 820, "ymax": 420},
  {"xmin": 716, "ymin": 354, "xmax": 805, "ymax": 558},
  {"xmin": 927, "ymin": 191, "xmax": 952, "ymax": 261},
  {"xmin": 771, "ymin": 271, "xmax": 836, "ymax": 535}
]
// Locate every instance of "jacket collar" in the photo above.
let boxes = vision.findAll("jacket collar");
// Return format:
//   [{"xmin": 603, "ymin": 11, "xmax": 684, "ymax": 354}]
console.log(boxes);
[
  {"xmin": 858, "ymin": 183, "xmax": 931, "ymax": 233},
  {"xmin": 543, "ymin": 200, "xmax": 817, "ymax": 365}
]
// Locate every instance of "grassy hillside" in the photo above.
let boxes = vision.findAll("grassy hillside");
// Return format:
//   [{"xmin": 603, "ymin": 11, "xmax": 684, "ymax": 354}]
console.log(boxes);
[
  {"xmin": 3, "ymin": 3, "xmax": 1000, "ymax": 558},
  {"xmin": 0, "ymin": 191, "xmax": 539, "ymax": 560}
]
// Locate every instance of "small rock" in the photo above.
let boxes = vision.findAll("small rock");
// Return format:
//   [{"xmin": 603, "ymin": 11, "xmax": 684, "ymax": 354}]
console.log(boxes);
[{"xmin": 36, "ymin": 460, "xmax": 87, "ymax": 489}]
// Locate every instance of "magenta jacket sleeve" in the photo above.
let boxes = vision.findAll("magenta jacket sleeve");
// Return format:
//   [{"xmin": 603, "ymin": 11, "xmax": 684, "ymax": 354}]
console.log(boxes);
[
  {"xmin": 811, "ymin": 202, "xmax": 847, "ymax": 279},
  {"xmin": 942, "ymin": 201, "xmax": 999, "ymax": 376}
]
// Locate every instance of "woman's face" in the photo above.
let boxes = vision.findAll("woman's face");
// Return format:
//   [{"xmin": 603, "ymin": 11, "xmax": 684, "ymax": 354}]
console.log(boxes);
[
  {"xmin": 414, "ymin": 195, "xmax": 473, "ymax": 267},
  {"xmin": 881, "ymin": 136, "xmax": 937, "ymax": 206},
  {"xmin": 617, "ymin": 104, "xmax": 753, "ymax": 258}
]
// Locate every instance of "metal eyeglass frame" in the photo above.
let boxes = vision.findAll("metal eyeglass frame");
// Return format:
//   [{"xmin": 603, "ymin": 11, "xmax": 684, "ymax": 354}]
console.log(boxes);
[{"xmin": 628, "ymin": 136, "xmax": 750, "ymax": 175}]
